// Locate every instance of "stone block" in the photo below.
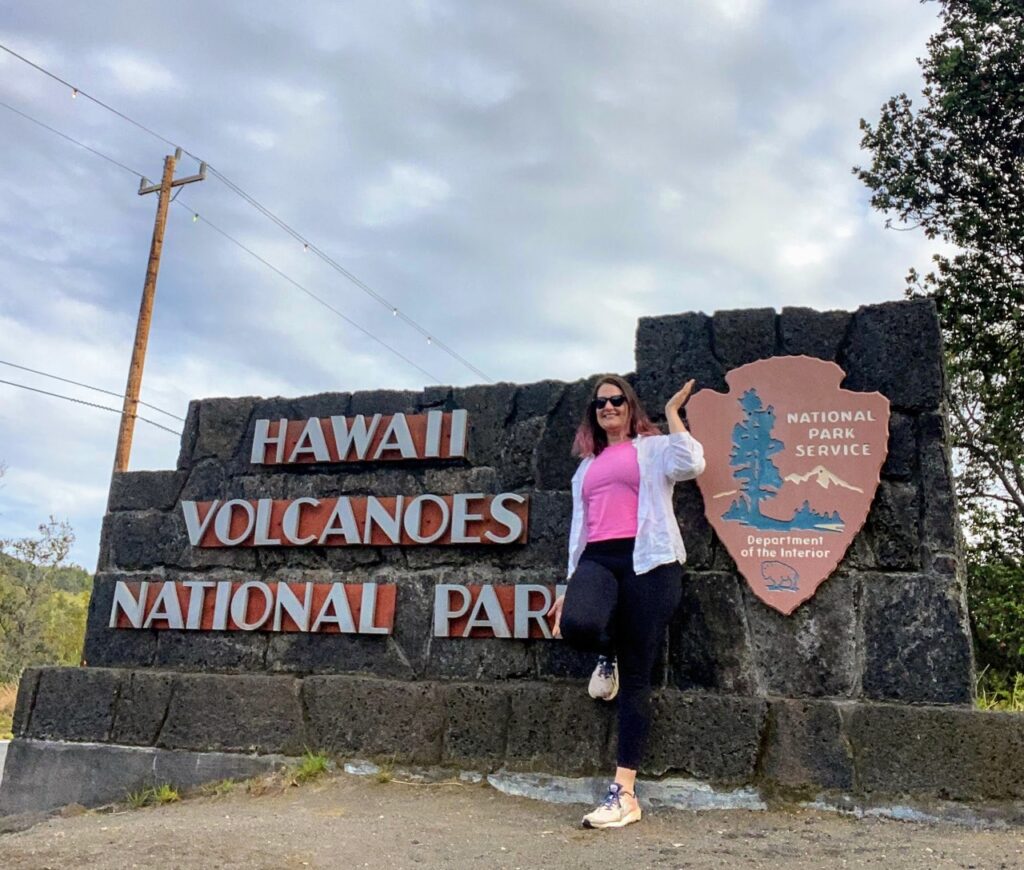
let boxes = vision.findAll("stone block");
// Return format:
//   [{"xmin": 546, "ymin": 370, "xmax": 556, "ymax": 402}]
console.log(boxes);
[
  {"xmin": 499, "ymin": 417, "xmax": 545, "ymax": 489},
  {"xmin": 643, "ymin": 691, "xmax": 767, "ymax": 781},
  {"xmin": 192, "ymin": 396, "xmax": 259, "ymax": 463},
  {"xmin": 535, "ymin": 641, "xmax": 600, "ymax": 681},
  {"xmin": 424, "ymin": 638, "xmax": 535, "ymax": 681},
  {"xmin": 440, "ymin": 682, "xmax": 512, "ymax": 768},
  {"xmin": 82, "ymin": 575, "xmax": 158, "ymax": 669},
  {"xmin": 670, "ymin": 572, "xmax": 758, "ymax": 694},
  {"xmin": 349, "ymin": 389, "xmax": 421, "ymax": 416},
  {"xmin": 303, "ymin": 676, "xmax": 444, "ymax": 764},
  {"xmin": 451, "ymin": 382, "xmax": 517, "ymax": 468},
  {"xmin": 882, "ymin": 412, "xmax": 916, "ymax": 480},
  {"xmin": 111, "ymin": 670, "xmax": 175, "ymax": 746},
  {"xmin": 848, "ymin": 704, "xmax": 1024, "ymax": 801},
  {"xmin": 860, "ymin": 572, "xmax": 973, "ymax": 704},
  {"xmin": 159, "ymin": 674, "xmax": 305, "ymax": 755},
  {"xmin": 266, "ymin": 634, "xmax": 414, "ymax": 679},
  {"xmin": 520, "ymin": 489, "xmax": 572, "ymax": 567},
  {"xmin": 178, "ymin": 459, "xmax": 228, "ymax": 502},
  {"xmin": 513, "ymin": 380, "xmax": 566, "ymax": 422},
  {"xmin": 778, "ymin": 307, "xmax": 852, "ymax": 361},
  {"xmin": 287, "ymin": 391, "xmax": 351, "ymax": 420},
  {"xmin": 760, "ymin": 699, "xmax": 853, "ymax": 791},
  {"xmin": 154, "ymin": 631, "xmax": 269, "ymax": 672},
  {"xmin": 388, "ymin": 574, "xmax": 438, "ymax": 676},
  {"xmin": 859, "ymin": 481, "xmax": 920, "ymax": 570},
  {"xmin": 841, "ymin": 299, "xmax": 943, "ymax": 411},
  {"xmin": 10, "ymin": 668, "xmax": 41, "ymax": 737},
  {"xmin": 102, "ymin": 510, "xmax": 183, "ymax": 570},
  {"xmin": 534, "ymin": 378, "xmax": 592, "ymax": 490},
  {"xmin": 634, "ymin": 313, "xmax": 726, "ymax": 410},
  {"xmin": 107, "ymin": 470, "xmax": 187, "ymax": 512},
  {"xmin": 420, "ymin": 385, "xmax": 454, "ymax": 408},
  {"xmin": 28, "ymin": 667, "xmax": 120, "ymax": 742},
  {"xmin": 505, "ymin": 683, "xmax": 613, "ymax": 774},
  {"xmin": 918, "ymin": 413, "xmax": 958, "ymax": 551},
  {"xmin": 742, "ymin": 572, "xmax": 858, "ymax": 697},
  {"xmin": 674, "ymin": 482, "xmax": 713, "ymax": 569},
  {"xmin": 712, "ymin": 308, "xmax": 777, "ymax": 368},
  {"xmin": 175, "ymin": 399, "xmax": 200, "ymax": 471},
  {"xmin": 421, "ymin": 465, "xmax": 499, "ymax": 494}
]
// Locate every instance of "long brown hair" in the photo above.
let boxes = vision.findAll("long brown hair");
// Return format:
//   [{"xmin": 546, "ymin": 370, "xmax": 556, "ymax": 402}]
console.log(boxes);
[{"xmin": 572, "ymin": 374, "xmax": 661, "ymax": 458}]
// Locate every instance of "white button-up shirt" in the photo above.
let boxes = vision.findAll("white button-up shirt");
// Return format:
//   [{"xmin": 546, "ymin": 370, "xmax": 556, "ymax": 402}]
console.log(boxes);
[{"xmin": 567, "ymin": 431, "xmax": 706, "ymax": 578}]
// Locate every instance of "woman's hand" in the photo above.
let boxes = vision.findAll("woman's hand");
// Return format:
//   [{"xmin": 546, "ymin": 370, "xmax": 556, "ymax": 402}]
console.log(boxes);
[
  {"xmin": 548, "ymin": 594, "xmax": 565, "ymax": 638},
  {"xmin": 665, "ymin": 379, "xmax": 696, "ymax": 433}
]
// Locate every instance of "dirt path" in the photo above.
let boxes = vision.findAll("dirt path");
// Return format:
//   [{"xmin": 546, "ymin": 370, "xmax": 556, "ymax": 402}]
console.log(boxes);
[{"xmin": 2, "ymin": 772, "xmax": 1023, "ymax": 869}]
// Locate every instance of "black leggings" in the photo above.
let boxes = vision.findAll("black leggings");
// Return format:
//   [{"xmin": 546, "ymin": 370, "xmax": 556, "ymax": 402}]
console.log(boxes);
[{"xmin": 559, "ymin": 538, "xmax": 682, "ymax": 771}]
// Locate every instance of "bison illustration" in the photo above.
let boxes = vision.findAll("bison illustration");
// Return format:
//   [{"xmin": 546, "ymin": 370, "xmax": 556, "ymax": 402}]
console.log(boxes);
[{"xmin": 761, "ymin": 560, "xmax": 799, "ymax": 591}]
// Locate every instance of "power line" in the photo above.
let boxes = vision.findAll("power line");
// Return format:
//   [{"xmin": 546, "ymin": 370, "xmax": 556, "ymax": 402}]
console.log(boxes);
[
  {"xmin": 0, "ymin": 42, "xmax": 190, "ymax": 158},
  {"xmin": 207, "ymin": 169, "xmax": 493, "ymax": 381},
  {"xmin": 0, "ymin": 378, "xmax": 180, "ymax": 436},
  {"xmin": 0, "ymin": 359, "xmax": 185, "ymax": 421},
  {"xmin": 174, "ymin": 200, "xmax": 444, "ymax": 383},
  {"xmin": 0, "ymin": 40, "xmax": 493, "ymax": 383},
  {"xmin": 0, "ymin": 98, "xmax": 444, "ymax": 385},
  {"xmin": 0, "ymin": 98, "xmax": 144, "ymax": 178}
]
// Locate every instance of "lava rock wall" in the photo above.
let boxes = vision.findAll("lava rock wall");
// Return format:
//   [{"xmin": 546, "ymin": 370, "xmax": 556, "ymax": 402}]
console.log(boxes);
[{"xmin": 83, "ymin": 298, "xmax": 973, "ymax": 704}]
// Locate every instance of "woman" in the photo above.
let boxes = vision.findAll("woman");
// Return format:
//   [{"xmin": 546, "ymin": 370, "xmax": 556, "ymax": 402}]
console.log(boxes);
[{"xmin": 549, "ymin": 374, "xmax": 704, "ymax": 829}]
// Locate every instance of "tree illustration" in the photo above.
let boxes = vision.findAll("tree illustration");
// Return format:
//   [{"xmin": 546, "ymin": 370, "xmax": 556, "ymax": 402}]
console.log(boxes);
[{"xmin": 727, "ymin": 389, "xmax": 784, "ymax": 522}]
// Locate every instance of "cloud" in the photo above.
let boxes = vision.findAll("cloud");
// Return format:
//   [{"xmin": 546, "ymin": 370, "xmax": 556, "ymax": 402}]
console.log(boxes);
[
  {"xmin": 92, "ymin": 50, "xmax": 179, "ymax": 94},
  {"xmin": 0, "ymin": 0, "xmax": 946, "ymax": 566},
  {"xmin": 360, "ymin": 164, "xmax": 452, "ymax": 227}
]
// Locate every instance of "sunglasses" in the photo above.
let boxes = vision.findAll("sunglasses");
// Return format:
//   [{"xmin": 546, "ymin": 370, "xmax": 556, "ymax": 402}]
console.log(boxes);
[{"xmin": 592, "ymin": 394, "xmax": 628, "ymax": 410}]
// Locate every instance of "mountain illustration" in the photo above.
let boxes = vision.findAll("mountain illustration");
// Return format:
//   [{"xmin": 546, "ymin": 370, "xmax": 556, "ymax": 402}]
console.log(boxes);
[{"xmin": 783, "ymin": 465, "xmax": 863, "ymax": 494}]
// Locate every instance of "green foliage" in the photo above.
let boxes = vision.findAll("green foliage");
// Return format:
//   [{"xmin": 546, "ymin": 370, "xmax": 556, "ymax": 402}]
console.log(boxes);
[
  {"xmin": 0, "ymin": 518, "xmax": 92, "ymax": 682},
  {"xmin": 855, "ymin": 0, "xmax": 1024, "ymax": 555},
  {"xmin": 975, "ymin": 668, "xmax": 1024, "ymax": 712},
  {"xmin": 292, "ymin": 750, "xmax": 331, "ymax": 785},
  {"xmin": 967, "ymin": 554, "xmax": 1024, "ymax": 674},
  {"xmin": 125, "ymin": 784, "xmax": 181, "ymax": 809},
  {"xmin": 198, "ymin": 778, "xmax": 238, "ymax": 797}
]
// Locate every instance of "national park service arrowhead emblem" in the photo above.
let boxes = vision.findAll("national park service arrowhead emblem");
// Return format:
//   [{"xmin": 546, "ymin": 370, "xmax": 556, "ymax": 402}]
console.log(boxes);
[{"xmin": 686, "ymin": 357, "xmax": 890, "ymax": 615}]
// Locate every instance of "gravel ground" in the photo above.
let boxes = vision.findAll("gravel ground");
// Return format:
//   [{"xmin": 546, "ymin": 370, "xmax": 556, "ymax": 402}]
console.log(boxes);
[{"xmin": 2, "ymin": 772, "xmax": 1023, "ymax": 869}]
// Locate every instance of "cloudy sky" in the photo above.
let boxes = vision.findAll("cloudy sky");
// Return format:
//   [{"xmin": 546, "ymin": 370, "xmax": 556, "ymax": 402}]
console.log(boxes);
[{"xmin": 1, "ymin": 0, "xmax": 942, "ymax": 568}]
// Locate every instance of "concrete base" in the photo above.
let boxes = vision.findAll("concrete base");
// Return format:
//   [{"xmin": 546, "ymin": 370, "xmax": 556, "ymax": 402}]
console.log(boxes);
[{"xmin": 0, "ymin": 739, "xmax": 290, "ymax": 815}]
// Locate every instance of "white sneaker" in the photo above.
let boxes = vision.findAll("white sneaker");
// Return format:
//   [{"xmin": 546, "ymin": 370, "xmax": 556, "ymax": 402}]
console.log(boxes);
[
  {"xmin": 588, "ymin": 655, "xmax": 618, "ymax": 701},
  {"xmin": 582, "ymin": 783, "xmax": 641, "ymax": 829}
]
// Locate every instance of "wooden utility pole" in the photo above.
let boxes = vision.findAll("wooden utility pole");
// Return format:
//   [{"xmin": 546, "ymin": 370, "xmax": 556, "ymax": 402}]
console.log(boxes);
[{"xmin": 112, "ymin": 148, "xmax": 205, "ymax": 474}]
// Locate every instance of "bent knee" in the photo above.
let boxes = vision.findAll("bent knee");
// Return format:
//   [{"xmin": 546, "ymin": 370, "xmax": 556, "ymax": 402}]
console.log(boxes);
[{"xmin": 559, "ymin": 613, "xmax": 608, "ymax": 652}]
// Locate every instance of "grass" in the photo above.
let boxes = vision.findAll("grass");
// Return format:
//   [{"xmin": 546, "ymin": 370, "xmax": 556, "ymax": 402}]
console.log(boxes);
[
  {"xmin": 125, "ymin": 784, "xmax": 181, "ymax": 809},
  {"xmin": 197, "ymin": 778, "xmax": 237, "ymax": 798},
  {"xmin": 291, "ymin": 750, "xmax": 331, "ymax": 785},
  {"xmin": 975, "ymin": 668, "xmax": 1024, "ymax": 712},
  {"xmin": 0, "ymin": 681, "xmax": 17, "ymax": 739}
]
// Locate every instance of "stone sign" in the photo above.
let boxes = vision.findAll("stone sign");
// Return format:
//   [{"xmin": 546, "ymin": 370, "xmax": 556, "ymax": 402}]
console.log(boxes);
[
  {"xmin": 2, "ymin": 300, "xmax": 990, "ymax": 819},
  {"xmin": 688, "ymin": 357, "xmax": 890, "ymax": 614}
]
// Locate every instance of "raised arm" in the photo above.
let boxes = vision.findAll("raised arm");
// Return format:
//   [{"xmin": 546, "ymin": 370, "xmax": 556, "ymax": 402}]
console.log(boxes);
[{"xmin": 662, "ymin": 378, "xmax": 705, "ymax": 481}]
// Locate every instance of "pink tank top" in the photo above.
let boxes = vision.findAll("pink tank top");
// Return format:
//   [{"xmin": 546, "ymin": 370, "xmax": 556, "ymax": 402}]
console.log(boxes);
[{"xmin": 583, "ymin": 441, "xmax": 640, "ymax": 541}]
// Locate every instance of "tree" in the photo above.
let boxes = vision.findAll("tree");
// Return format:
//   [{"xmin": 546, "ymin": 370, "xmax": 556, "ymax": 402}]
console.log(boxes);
[
  {"xmin": 855, "ymin": 0, "xmax": 1024, "ymax": 558},
  {"xmin": 0, "ymin": 517, "xmax": 89, "ymax": 682},
  {"xmin": 727, "ymin": 389, "xmax": 785, "ymax": 521}
]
